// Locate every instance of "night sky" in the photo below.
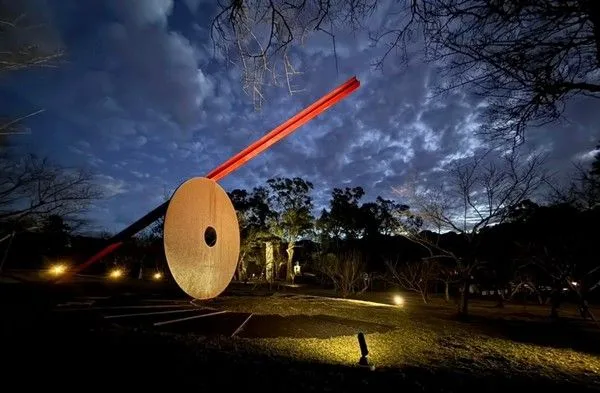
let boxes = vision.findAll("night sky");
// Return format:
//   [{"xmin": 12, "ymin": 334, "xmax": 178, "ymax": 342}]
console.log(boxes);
[{"xmin": 2, "ymin": 0, "xmax": 600, "ymax": 233}]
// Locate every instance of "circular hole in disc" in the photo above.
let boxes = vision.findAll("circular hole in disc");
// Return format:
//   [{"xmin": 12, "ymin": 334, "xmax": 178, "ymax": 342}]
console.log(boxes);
[{"xmin": 204, "ymin": 226, "xmax": 217, "ymax": 247}]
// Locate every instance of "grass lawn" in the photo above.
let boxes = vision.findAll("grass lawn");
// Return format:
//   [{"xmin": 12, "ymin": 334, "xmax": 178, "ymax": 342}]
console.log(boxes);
[
  {"xmin": 207, "ymin": 293, "xmax": 600, "ymax": 382},
  {"xmin": 1, "ymin": 281, "xmax": 599, "ymax": 391}
]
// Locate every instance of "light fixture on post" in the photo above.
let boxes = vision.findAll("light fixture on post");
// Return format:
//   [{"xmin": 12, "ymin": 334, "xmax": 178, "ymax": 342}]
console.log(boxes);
[{"xmin": 357, "ymin": 332, "xmax": 375, "ymax": 370}]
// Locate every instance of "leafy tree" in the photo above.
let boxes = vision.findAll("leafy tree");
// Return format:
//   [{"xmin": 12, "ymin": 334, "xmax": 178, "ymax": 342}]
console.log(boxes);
[
  {"xmin": 319, "ymin": 188, "xmax": 411, "ymax": 242},
  {"xmin": 363, "ymin": 196, "xmax": 410, "ymax": 237},
  {"xmin": 318, "ymin": 187, "xmax": 364, "ymax": 240},
  {"xmin": 266, "ymin": 177, "xmax": 314, "ymax": 281},
  {"xmin": 229, "ymin": 186, "xmax": 275, "ymax": 280}
]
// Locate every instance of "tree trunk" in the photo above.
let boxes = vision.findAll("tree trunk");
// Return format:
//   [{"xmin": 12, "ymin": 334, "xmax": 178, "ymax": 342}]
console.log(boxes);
[
  {"xmin": 421, "ymin": 289, "xmax": 429, "ymax": 304},
  {"xmin": 444, "ymin": 281, "xmax": 450, "ymax": 302},
  {"xmin": 549, "ymin": 288, "xmax": 561, "ymax": 319},
  {"xmin": 286, "ymin": 241, "xmax": 295, "ymax": 282},
  {"xmin": 237, "ymin": 251, "xmax": 247, "ymax": 282},
  {"xmin": 265, "ymin": 241, "xmax": 274, "ymax": 283},
  {"xmin": 575, "ymin": 288, "xmax": 595, "ymax": 322},
  {"xmin": 0, "ymin": 231, "xmax": 15, "ymax": 274},
  {"xmin": 587, "ymin": 0, "xmax": 600, "ymax": 66},
  {"xmin": 495, "ymin": 289, "xmax": 505, "ymax": 308},
  {"xmin": 458, "ymin": 279, "xmax": 470, "ymax": 317},
  {"xmin": 579, "ymin": 297, "xmax": 591, "ymax": 320}
]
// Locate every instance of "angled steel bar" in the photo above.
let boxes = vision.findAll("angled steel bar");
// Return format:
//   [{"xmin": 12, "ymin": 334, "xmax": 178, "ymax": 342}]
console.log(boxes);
[{"xmin": 70, "ymin": 77, "xmax": 360, "ymax": 275}]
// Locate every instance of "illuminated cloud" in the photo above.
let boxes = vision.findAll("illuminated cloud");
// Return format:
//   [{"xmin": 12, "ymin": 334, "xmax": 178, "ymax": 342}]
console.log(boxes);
[{"xmin": 2, "ymin": 1, "xmax": 599, "ymax": 231}]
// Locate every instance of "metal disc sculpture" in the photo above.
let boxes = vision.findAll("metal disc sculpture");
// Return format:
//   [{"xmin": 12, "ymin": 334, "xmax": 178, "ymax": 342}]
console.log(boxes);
[
  {"xmin": 164, "ymin": 177, "xmax": 239, "ymax": 299},
  {"xmin": 68, "ymin": 77, "xmax": 361, "ymax": 300}
]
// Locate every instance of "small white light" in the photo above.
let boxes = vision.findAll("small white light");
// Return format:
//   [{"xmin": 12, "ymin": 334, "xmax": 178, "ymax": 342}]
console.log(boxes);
[
  {"xmin": 571, "ymin": 281, "xmax": 578, "ymax": 287},
  {"xmin": 393, "ymin": 295, "xmax": 404, "ymax": 306}
]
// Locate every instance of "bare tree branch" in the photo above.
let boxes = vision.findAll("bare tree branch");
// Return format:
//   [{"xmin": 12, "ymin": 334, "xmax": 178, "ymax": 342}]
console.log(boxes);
[
  {"xmin": 0, "ymin": 154, "xmax": 102, "ymax": 225},
  {"xmin": 216, "ymin": 1, "xmax": 600, "ymax": 141},
  {"xmin": 386, "ymin": 257, "xmax": 438, "ymax": 303},
  {"xmin": 316, "ymin": 250, "xmax": 365, "ymax": 297},
  {"xmin": 393, "ymin": 147, "xmax": 548, "ymax": 315},
  {"xmin": 0, "ymin": 5, "xmax": 64, "ymax": 135},
  {"xmin": 211, "ymin": 0, "xmax": 376, "ymax": 108}
]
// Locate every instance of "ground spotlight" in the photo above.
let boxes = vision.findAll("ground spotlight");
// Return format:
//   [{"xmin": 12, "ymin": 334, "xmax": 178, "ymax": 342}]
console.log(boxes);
[
  {"xmin": 357, "ymin": 332, "xmax": 375, "ymax": 370},
  {"xmin": 109, "ymin": 268, "xmax": 123, "ymax": 279},
  {"xmin": 153, "ymin": 272, "xmax": 162, "ymax": 280},
  {"xmin": 393, "ymin": 295, "xmax": 404, "ymax": 306},
  {"xmin": 49, "ymin": 263, "xmax": 67, "ymax": 276}
]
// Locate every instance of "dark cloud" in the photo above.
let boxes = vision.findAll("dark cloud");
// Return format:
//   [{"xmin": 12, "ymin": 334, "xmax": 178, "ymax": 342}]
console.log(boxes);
[
  {"xmin": 2, "ymin": 0, "xmax": 600, "ymax": 231},
  {"xmin": 108, "ymin": 0, "xmax": 173, "ymax": 27}
]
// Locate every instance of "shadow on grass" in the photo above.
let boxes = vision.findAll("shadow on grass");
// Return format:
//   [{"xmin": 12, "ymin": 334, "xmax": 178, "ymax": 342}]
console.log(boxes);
[
  {"xmin": 451, "ymin": 313, "xmax": 600, "ymax": 357},
  {"xmin": 1, "ymin": 283, "xmax": 598, "ymax": 392},
  {"xmin": 2, "ymin": 323, "xmax": 596, "ymax": 392}
]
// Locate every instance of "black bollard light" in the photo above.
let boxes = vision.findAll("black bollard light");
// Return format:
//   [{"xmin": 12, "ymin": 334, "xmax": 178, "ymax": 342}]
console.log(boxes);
[{"xmin": 357, "ymin": 332, "xmax": 370, "ymax": 367}]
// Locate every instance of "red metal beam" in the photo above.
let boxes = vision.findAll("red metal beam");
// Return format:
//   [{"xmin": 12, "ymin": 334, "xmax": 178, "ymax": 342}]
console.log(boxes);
[
  {"xmin": 207, "ymin": 76, "xmax": 360, "ymax": 181},
  {"xmin": 69, "ymin": 76, "xmax": 360, "ymax": 276}
]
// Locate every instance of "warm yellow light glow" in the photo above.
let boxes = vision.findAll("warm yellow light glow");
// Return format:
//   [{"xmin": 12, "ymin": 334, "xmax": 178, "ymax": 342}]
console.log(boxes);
[
  {"xmin": 109, "ymin": 268, "xmax": 123, "ymax": 279},
  {"xmin": 50, "ymin": 264, "xmax": 67, "ymax": 275},
  {"xmin": 393, "ymin": 295, "xmax": 404, "ymax": 306},
  {"xmin": 153, "ymin": 272, "xmax": 162, "ymax": 280}
]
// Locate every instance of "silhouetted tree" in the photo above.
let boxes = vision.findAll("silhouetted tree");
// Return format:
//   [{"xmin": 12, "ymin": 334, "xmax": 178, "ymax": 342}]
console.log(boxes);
[
  {"xmin": 363, "ymin": 196, "xmax": 410, "ymax": 237},
  {"xmin": 39, "ymin": 214, "xmax": 70, "ymax": 258},
  {"xmin": 210, "ymin": 0, "xmax": 377, "ymax": 108},
  {"xmin": 318, "ymin": 187, "xmax": 365, "ymax": 241},
  {"xmin": 386, "ymin": 257, "xmax": 438, "ymax": 303},
  {"xmin": 396, "ymin": 149, "xmax": 548, "ymax": 317},
  {"xmin": 378, "ymin": 0, "xmax": 600, "ymax": 142},
  {"xmin": 557, "ymin": 142, "xmax": 600, "ymax": 209},
  {"xmin": 316, "ymin": 250, "xmax": 365, "ymax": 297},
  {"xmin": 214, "ymin": 1, "xmax": 599, "ymax": 141},
  {"xmin": 1, "ymin": 2, "xmax": 63, "ymax": 137},
  {"xmin": 0, "ymin": 154, "xmax": 101, "ymax": 225},
  {"xmin": 511, "ymin": 202, "xmax": 600, "ymax": 319},
  {"xmin": 229, "ymin": 186, "xmax": 275, "ymax": 280}
]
